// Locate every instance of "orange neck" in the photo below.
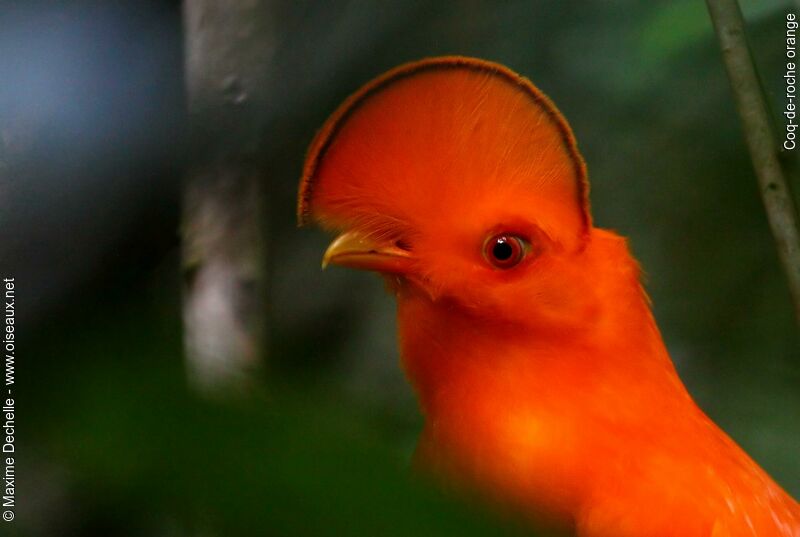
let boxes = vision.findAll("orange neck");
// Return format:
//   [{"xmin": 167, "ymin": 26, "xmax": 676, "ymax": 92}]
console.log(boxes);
[{"xmin": 394, "ymin": 231, "xmax": 697, "ymax": 521}]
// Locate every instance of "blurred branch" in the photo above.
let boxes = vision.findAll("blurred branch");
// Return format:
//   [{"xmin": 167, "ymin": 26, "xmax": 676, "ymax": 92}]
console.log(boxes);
[
  {"xmin": 706, "ymin": 0, "xmax": 800, "ymax": 325},
  {"xmin": 182, "ymin": 0, "xmax": 274, "ymax": 395}
]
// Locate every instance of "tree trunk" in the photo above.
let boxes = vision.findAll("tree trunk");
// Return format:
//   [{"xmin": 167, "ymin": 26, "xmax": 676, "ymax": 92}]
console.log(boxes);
[{"xmin": 181, "ymin": 0, "xmax": 274, "ymax": 395}]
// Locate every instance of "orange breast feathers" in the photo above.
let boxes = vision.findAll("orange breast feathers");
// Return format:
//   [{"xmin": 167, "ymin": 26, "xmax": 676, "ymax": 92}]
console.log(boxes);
[{"xmin": 298, "ymin": 56, "xmax": 800, "ymax": 536}]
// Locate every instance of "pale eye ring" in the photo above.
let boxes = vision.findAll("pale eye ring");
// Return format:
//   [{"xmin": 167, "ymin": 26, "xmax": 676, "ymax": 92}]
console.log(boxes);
[{"xmin": 483, "ymin": 234, "xmax": 527, "ymax": 269}]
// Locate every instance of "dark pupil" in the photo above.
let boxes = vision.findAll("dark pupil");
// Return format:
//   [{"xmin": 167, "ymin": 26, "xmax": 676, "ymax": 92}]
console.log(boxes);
[{"xmin": 492, "ymin": 239, "xmax": 513, "ymax": 261}]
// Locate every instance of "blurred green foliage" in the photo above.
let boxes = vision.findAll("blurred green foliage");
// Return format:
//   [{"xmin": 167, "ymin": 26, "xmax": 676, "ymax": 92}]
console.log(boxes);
[{"xmin": 24, "ymin": 291, "xmax": 537, "ymax": 536}]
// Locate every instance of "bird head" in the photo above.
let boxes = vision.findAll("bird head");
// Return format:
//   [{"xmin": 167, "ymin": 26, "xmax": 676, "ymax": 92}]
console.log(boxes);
[
  {"xmin": 296, "ymin": 59, "xmax": 800, "ymax": 535},
  {"xmin": 298, "ymin": 57, "xmax": 630, "ymax": 336}
]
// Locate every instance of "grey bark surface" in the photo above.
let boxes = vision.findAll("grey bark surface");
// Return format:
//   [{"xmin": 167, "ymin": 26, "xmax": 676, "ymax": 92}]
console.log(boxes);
[
  {"xmin": 707, "ymin": 0, "xmax": 800, "ymax": 326},
  {"xmin": 182, "ymin": 0, "xmax": 274, "ymax": 394}
]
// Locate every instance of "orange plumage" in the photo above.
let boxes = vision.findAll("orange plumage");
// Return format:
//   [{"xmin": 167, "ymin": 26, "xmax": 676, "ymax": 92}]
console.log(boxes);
[{"xmin": 298, "ymin": 57, "xmax": 800, "ymax": 536}]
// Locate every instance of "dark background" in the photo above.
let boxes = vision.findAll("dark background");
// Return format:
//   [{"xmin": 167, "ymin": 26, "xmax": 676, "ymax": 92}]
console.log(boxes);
[{"xmin": 2, "ymin": 0, "xmax": 798, "ymax": 535}]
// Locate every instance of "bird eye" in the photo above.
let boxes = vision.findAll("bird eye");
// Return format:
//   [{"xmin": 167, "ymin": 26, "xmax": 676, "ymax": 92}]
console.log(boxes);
[{"xmin": 483, "ymin": 234, "xmax": 527, "ymax": 269}]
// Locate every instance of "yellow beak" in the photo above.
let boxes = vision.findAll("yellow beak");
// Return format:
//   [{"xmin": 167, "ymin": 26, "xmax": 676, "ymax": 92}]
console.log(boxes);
[{"xmin": 322, "ymin": 230, "xmax": 413, "ymax": 274}]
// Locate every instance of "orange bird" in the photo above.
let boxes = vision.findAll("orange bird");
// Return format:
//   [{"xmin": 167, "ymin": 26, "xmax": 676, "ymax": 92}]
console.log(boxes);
[{"xmin": 297, "ymin": 57, "xmax": 800, "ymax": 536}]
